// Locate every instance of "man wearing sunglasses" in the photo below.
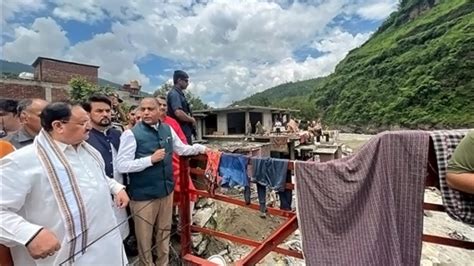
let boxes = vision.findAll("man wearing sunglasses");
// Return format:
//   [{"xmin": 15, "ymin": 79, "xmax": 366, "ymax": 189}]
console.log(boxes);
[{"xmin": 167, "ymin": 70, "xmax": 196, "ymax": 144}]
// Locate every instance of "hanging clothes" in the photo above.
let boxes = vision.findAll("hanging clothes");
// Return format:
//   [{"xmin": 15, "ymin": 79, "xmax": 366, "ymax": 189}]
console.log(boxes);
[
  {"xmin": 295, "ymin": 131, "xmax": 429, "ymax": 266},
  {"xmin": 251, "ymin": 157, "xmax": 291, "ymax": 215},
  {"xmin": 218, "ymin": 153, "xmax": 249, "ymax": 188},
  {"xmin": 431, "ymin": 129, "xmax": 474, "ymax": 225},
  {"xmin": 218, "ymin": 153, "xmax": 250, "ymax": 204},
  {"xmin": 251, "ymin": 157, "xmax": 288, "ymax": 191},
  {"xmin": 205, "ymin": 150, "xmax": 223, "ymax": 196},
  {"xmin": 270, "ymin": 136, "xmax": 289, "ymax": 153}
]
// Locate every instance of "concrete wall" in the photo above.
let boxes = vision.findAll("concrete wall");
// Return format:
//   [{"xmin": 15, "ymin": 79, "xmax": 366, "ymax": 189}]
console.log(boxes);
[
  {"xmin": 217, "ymin": 112, "xmax": 228, "ymax": 135},
  {"xmin": 263, "ymin": 111, "xmax": 273, "ymax": 132}
]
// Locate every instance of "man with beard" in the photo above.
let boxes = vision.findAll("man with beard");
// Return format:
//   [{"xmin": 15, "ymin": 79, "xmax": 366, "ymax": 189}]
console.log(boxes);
[
  {"xmin": 82, "ymin": 94, "xmax": 130, "ymax": 240},
  {"xmin": 0, "ymin": 102, "xmax": 129, "ymax": 265},
  {"xmin": 6, "ymin": 98, "xmax": 48, "ymax": 148}
]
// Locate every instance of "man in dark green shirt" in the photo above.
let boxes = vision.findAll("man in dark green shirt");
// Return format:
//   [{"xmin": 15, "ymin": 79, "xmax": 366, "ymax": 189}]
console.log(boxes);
[{"xmin": 446, "ymin": 130, "xmax": 474, "ymax": 194}]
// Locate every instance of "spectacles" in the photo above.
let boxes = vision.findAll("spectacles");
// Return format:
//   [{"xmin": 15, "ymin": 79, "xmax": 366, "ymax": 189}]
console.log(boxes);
[{"xmin": 182, "ymin": 79, "xmax": 189, "ymax": 83}]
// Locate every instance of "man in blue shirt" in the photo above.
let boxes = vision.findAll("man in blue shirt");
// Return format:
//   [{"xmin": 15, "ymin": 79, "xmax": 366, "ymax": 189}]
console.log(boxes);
[{"xmin": 167, "ymin": 70, "xmax": 196, "ymax": 144}]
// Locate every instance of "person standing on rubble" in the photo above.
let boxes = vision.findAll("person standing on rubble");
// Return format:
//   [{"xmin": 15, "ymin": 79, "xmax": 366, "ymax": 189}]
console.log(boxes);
[
  {"xmin": 167, "ymin": 70, "xmax": 196, "ymax": 144},
  {"xmin": 116, "ymin": 97, "xmax": 208, "ymax": 266}
]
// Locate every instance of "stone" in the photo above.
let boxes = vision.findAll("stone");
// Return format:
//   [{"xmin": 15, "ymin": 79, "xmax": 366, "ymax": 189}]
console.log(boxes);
[
  {"xmin": 191, "ymin": 233, "xmax": 203, "ymax": 248},
  {"xmin": 194, "ymin": 207, "xmax": 215, "ymax": 227},
  {"xmin": 196, "ymin": 239, "xmax": 209, "ymax": 256}
]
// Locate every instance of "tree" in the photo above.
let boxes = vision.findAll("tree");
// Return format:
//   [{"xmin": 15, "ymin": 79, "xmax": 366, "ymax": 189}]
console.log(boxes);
[
  {"xmin": 69, "ymin": 77, "xmax": 113, "ymax": 102},
  {"xmin": 152, "ymin": 81, "xmax": 210, "ymax": 110}
]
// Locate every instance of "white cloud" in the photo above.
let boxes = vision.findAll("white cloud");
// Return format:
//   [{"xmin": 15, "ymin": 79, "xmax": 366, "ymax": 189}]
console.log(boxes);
[
  {"xmin": 1, "ymin": 0, "xmax": 395, "ymax": 107},
  {"xmin": 189, "ymin": 28, "xmax": 372, "ymax": 107},
  {"xmin": 52, "ymin": 0, "xmax": 106, "ymax": 22},
  {"xmin": 2, "ymin": 17, "xmax": 69, "ymax": 63},
  {"xmin": 312, "ymin": 28, "xmax": 372, "ymax": 54},
  {"xmin": 66, "ymin": 32, "xmax": 150, "ymax": 86},
  {"xmin": 1, "ymin": 0, "xmax": 46, "ymax": 38},
  {"xmin": 355, "ymin": 0, "xmax": 398, "ymax": 20}
]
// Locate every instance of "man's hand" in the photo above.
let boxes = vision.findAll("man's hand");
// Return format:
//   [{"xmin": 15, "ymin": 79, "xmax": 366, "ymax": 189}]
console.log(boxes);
[
  {"xmin": 26, "ymin": 228, "xmax": 61, "ymax": 259},
  {"xmin": 190, "ymin": 117, "xmax": 196, "ymax": 125},
  {"xmin": 115, "ymin": 189, "xmax": 130, "ymax": 208},
  {"xmin": 151, "ymin": 148, "xmax": 166, "ymax": 163}
]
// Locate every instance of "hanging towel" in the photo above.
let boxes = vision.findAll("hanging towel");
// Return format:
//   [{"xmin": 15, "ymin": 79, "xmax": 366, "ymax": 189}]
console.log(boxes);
[
  {"xmin": 295, "ymin": 131, "xmax": 429, "ymax": 266},
  {"xmin": 251, "ymin": 157, "xmax": 288, "ymax": 192},
  {"xmin": 219, "ymin": 153, "xmax": 249, "ymax": 188},
  {"xmin": 431, "ymin": 129, "xmax": 474, "ymax": 225},
  {"xmin": 270, "ymin": 136, "xmax": 289, "ymax": 153}
]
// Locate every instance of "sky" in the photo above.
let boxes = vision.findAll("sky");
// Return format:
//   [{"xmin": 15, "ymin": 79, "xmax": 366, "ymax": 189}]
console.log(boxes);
[{"xmin": 1, "ymin": 0, "xmax": 399, "ymax": 107}]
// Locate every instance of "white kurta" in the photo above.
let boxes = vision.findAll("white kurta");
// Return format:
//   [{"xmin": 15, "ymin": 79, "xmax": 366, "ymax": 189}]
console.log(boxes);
[
  {"xmin": 111, "ymin": 145, "xmax": 130, "ymax": 240},
  {"xmin": 0, "ymin": 142, "xmax": 128, "ymax": 266}
]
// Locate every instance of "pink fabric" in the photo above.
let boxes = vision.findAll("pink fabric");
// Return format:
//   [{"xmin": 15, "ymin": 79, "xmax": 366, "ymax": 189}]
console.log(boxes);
[{"xmin": 295, "ymin": 131, "xmax": 430, "ymax": 266}]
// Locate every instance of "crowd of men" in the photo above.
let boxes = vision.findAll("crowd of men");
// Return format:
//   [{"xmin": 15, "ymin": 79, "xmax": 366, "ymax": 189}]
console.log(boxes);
[
  {"xmin": 2, "ymin": 68, "xmax": 473, "ymax": 266},
  {"xmin": 0, "ymin": 70, "xmax": 207, "ymax": 266}
]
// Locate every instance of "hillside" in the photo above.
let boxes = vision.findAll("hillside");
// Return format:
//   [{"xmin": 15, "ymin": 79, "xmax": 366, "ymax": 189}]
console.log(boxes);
[
  {"xmin": 237, "ymin": 0, "xmax": 474, "ymax": 131},
  {"xmin": 0, "ymin": 59, "xmax": 122, "ymax": 89},
  {"xmin": 232, "ymin": 78, "xmax": 325, "ymax": 121}
]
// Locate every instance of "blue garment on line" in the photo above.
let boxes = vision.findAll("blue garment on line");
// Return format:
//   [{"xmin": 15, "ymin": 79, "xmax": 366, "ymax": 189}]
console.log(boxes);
[
  {"xmin": 219, "ymin": 153, "xmax": 249, "ymax": 188},
  {"xmin": 251, "ymin": 157, "xmax": 288, "ymax": 192}
]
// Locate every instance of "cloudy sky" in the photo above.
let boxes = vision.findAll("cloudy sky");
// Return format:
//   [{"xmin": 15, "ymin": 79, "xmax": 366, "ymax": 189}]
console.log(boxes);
[{"xmin": 1, "ymin": 0, "xmax": 398, "ymax": 107}]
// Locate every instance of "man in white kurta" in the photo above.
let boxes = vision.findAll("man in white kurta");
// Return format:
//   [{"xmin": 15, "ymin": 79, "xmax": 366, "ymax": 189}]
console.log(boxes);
[{"xmin": 0, "ymin": 103, "xmax": 129, "ymax": 265}]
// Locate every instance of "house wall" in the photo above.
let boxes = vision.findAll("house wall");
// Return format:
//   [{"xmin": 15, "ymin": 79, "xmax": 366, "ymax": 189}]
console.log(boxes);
[
  {"xmin": 217, "ymin": 113, "xmax": 228, "ymax": 134},
  {"xmin": 35, "ymin": 59, "xmax": 98, "ymax": 85},
  {"xmin": 0, "ymin": 79, "xmax": 69, "ymax": 101},
  {"xmin": 263, "ymin": 111, "xmax": 273, "ymax": 132}
]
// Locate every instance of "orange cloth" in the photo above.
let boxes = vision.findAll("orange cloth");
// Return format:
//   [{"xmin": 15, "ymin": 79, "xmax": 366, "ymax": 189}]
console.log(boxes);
[
  {"xmin": 204, "ymin": 150, "xmax": 222, "ymax": 195},
  {"xmin": 163, "ymin": 116, "xmax": 197, "ymax": 203},
  {"xmin": 0, "ymin": 140, "xmax": 14, "ymax": 266}
]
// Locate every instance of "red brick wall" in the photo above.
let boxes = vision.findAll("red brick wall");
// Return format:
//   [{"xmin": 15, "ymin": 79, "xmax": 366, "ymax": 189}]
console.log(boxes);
[
  {"xmin": 0, "ymin": 79, "xmax": 69, "ymax": 102},
  {"xmin": 0, "ymin": 82, "xmax": 45, "ymax": 99},
  {"xmin": 38, "ymin": 59, "xmax": 98, "ymax": 85},
  {"xmin": 51, "ymin": 87, "xmax": 70, "ymax": 101}
]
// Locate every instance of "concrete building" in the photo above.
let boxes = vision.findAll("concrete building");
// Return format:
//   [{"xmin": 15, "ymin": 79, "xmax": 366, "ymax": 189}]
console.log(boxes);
[{"xmin": 193, "ymin": 105, "xmax": 297, "ymax": 138}]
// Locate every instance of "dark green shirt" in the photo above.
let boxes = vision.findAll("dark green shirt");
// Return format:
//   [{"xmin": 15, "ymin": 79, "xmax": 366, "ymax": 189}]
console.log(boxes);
[{"xmin": 447, "ymin": 130, "xmax": 474, "ymax": 174}]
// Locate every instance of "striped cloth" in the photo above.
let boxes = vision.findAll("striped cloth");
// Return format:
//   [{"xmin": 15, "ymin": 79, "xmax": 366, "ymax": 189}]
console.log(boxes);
[
  {"xmin": 295, "ymin": 131, "xmax": 429, "ymax": 266},
  {"xmin": 430, "ymin": 129, "xmax": 474, "ymax": 225}
]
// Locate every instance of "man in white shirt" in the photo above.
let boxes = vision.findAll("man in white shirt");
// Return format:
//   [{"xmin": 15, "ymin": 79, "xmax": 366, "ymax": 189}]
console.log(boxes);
[
  {"xmin": 116, "ymin": 97, "xmax": 207, "ymax": 266},
  {"xmin": 0, "ymin": 102, "xmax": 130, "ymax": 265}
]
